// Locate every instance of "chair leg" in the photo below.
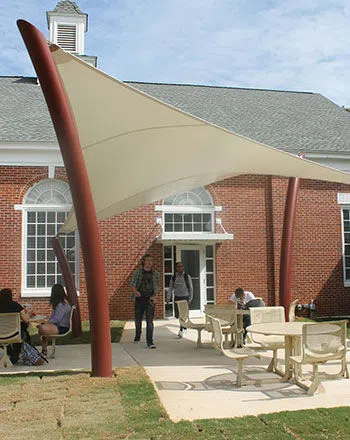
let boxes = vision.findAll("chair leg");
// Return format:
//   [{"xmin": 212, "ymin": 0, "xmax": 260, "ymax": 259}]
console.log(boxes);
[
  {"xmin": 224, "ymin": 333, "xmax": 229, "ymax": 347},
  {"xmin": 236, "ymin": 359, "xmax": 243, "ymax": 388},
  {"xmin": 308, "ymin": 364, "xmax": 324, "ymax": 396},
  {"xmin": 196, "ymin": 330, "xmax": 202, "ymax": 348},
  {"xmin": 0, "ymin": 345, "xmax": 12, "ymax": 368},
  {"xmin": 341, "ymin": 358, "xmax": 349, "ymax": 378},
  {"xmin": 267, "ymin": 349, "xmax": 277, "ymax": 372},
  {"xmin": 51, "ymin": 339, "xmax": 56, "ymax": 359}
]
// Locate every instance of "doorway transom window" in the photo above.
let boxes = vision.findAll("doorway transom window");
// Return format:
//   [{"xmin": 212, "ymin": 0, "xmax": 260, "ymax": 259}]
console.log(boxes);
[{"xmin": 163, "ymin": 187, "xmax": 214, "ymax": 233}]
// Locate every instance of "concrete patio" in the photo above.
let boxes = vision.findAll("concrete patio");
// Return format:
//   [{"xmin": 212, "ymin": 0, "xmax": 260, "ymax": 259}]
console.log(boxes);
[
  {"xmin": 1, "ymin": 318, "xmax": 349, "ymax": 422},
  {"xmin": 0, "ymin": 341, "xmax": 137, "ymax": 374},
  {"xmin": 120, "ymin": 319, "xmax": 350, "ymax": 421}
]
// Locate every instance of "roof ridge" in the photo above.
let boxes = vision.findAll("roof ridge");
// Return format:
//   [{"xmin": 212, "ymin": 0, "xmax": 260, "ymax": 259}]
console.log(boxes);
[{"xmin": 126, "ymin": 81, "xmax": 315, "ymax": 95}]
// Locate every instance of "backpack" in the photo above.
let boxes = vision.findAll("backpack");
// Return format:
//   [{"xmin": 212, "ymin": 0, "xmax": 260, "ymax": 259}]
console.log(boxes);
[
  {"xmin": 21, "ymin": 342, "xmax": 48, "ymax": 366},
  {"xmin": 171, "ymin": 272, "xmax": 190, "ymax": 291}
]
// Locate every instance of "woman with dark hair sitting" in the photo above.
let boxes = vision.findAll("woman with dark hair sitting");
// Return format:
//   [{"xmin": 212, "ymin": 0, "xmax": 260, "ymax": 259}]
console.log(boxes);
[
  {"xmin": 38, "ymin": 284, "xmax": 71, "ymax": 356},
  {"xmin": 0, "ymin": 288, "xmax": 31, "ymax": 363}
]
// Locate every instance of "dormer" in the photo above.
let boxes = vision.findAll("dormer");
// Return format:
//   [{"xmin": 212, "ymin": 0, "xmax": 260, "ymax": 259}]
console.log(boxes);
[{"xmin": 46, "ymin": 1, "xmax": 88, "ymax": 55}]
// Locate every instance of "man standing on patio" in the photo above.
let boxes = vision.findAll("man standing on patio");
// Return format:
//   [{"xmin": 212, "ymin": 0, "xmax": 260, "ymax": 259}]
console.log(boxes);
[
  {"xmin": 131, "ymin": 254, "xmax": 160, "ymax": 348},
  {"xmin": 167, "ymin": 262, "xmax": 193, "ymax": 339}
]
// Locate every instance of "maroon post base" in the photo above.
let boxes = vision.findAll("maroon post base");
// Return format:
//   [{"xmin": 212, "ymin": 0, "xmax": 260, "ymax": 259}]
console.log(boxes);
[
  {"xmin": 279, "ymin": 177, "xmax": 301, "ymax": 321},
  {"xmin": 17, "ymin": 19, "xmax": 112, "ymax": 376}
]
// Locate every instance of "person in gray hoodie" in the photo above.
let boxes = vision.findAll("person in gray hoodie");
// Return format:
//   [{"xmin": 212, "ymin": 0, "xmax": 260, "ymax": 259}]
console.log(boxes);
[{"xmin": 167, "ymin": 262, "xmax": 193, "ymax": 338}]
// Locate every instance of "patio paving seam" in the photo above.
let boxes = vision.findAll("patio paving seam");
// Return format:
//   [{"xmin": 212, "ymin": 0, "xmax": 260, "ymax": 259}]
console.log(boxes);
[{"xmin": 120, "ymin": 343, "xmax": 141, "ymax": 367}]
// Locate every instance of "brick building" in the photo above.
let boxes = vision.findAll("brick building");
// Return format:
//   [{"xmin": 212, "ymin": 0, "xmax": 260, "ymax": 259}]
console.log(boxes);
[{"xmin": 1, "ymin": 1, "xmax": 350, "ymax": 320}]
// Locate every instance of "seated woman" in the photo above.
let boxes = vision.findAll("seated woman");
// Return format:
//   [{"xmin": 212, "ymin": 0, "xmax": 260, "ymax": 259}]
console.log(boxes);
[
  {"xmin": 38, "ymin": 284, "xmax": 71, "ymax": 356},
  {"xmin": 0, "ymin": 288, "xmax": 31, "ymax": 363}
]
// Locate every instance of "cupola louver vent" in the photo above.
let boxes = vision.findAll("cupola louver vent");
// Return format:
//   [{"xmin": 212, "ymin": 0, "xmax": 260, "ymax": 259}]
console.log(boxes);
[{"xmin": 57, "ymin": 24, "xmax": 76, "ymax": 51}]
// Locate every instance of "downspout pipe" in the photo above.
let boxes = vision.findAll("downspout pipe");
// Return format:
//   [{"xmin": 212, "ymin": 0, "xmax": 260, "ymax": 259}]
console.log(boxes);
[{"xmin": 17, "ymin": 19, "xmax": 112, "ymax": 377}]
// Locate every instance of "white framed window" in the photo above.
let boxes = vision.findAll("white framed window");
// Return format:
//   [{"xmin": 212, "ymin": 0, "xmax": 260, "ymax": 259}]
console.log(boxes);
[
  {"xmin": 205, "ymin": 245, "xmax": 215, "ymax": 303},
  {"xmin": 20, "ymin": 179, "xmax": 78, "ymax": 297},
  {"xmin": 162, "ymin": 187, "xmax": 215, "ymax": 233},
  {"xmin": 337, "ymin": 194, "xmax": 350, "ymax": 286},
  {"xmin": 341, "ymin": 207, "xmax": 350, "ymax": 286},
  {"xmin": 163, "ymin": 245, "xmax": 175, "ymax": 317}
]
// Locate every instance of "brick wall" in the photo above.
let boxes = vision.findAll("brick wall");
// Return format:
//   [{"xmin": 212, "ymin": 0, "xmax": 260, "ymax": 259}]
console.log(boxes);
[{"xmin": 0, "ymin": 165, "xmax": 349, "ymax": 320}]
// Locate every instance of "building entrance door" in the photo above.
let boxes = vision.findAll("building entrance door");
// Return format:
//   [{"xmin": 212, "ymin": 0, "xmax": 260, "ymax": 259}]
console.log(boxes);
[{"xmin": 176, "ymin": 245, "xmax": 205, "ymax": 317}]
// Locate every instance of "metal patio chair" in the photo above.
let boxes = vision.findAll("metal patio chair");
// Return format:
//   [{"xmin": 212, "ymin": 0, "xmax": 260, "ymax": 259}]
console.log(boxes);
[
  {"xmin": 290, "ymin": 320, "xmax": 349, "ymax": 395},
  {"xmin": 288, "ymin": 299, "xmax": 299, "ymax": 322},
  {"xmin": 209, "ymin": 315, "xmax": 260, "ymax": 387},
  {"xmin": 176, "ymin": 300, "xmax": 206, "ymax": 348},
  {"xmin": 44, "ymin": 305, "xmax": 76, "ymax": 358},
  {"xmin": 0, "ymin": 313, "xmax": 22, "ymax": 367},
  {"xmin": 247, "ymin": 306, "xmax": 285, "ymax": 372},
  {"xmin": 204, "ymin": 304, "xmax": 243, "ymax": 348}
]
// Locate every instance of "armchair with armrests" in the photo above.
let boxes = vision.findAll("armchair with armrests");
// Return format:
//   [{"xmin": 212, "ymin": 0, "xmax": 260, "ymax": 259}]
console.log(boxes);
[
  {"xmin": 290, "ymin": 320, "xmax": 349, "ymax": 395},
  {"xmin": 204, "ymin": 304, "xmax": 243, "ymax": 348},
  {"xmin": 176, "ymin": 300, "xmax": 206, "ymax": 348},
  {"xmin": 0, "ymin": 313, "xmax": 22, "ymax": 367},
  {"xmin": 209, "ymin": 316, "xmax": 260, "ymax": 387},
  {"xmin": 247, "ymin": 306, "xmax": 285, "ymax": 372},
  {"xmin": 288, "ymin": 299, "xmax": 299, "ymax": 322}
]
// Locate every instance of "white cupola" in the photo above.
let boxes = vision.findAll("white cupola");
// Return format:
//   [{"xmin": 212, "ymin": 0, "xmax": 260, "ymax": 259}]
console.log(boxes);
[{"xmin": 46, "ymin": 1, "xmax": 97, "ymax": 66}]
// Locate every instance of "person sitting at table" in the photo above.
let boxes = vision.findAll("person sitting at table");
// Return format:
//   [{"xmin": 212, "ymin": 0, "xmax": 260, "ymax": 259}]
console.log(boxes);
[
  {"xmin": 38, "ymin": 284, "xmax": 71, "ymax": 356},
  {"xmin": 0, "ymin": 288, "xmax": 31, "ymax": 363},
  {"xmin": 230, "ymin": 287, "xmax": 265, "ymax": 344}
]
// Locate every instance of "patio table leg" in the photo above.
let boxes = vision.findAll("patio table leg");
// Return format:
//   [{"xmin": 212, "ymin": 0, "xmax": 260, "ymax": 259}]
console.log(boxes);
[
  {"xmin": 282, "ymin": 335, "xmax": 293, "ymax": 381},
  {"xmin": 236, "ymin": 315, "xmax": 244, "ymax": 347},
  {"xmin": 293, "ymin": 335, "xmax": 303, "ymax": 379}
]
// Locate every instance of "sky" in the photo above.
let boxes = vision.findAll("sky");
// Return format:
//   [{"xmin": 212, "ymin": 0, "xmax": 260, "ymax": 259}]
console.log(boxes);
[{"xmin": 1, "ymin": 0, "xmax": 350, "ymax": 107}]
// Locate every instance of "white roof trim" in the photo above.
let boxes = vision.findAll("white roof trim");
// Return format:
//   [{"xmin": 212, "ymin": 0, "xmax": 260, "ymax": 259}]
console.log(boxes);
[
  {"xmin": 155, "ymin": 205, "xmax": 222, "ymax": 212},
  {"xmin": 157, "ymin": 232, "xmax": 233, "ymax": 243}
]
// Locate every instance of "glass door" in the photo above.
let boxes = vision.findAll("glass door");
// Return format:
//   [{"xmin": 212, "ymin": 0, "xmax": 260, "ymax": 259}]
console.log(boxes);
[{"xmin": 176, "ymin": 245, "xmax": 205, "ymax": 317}]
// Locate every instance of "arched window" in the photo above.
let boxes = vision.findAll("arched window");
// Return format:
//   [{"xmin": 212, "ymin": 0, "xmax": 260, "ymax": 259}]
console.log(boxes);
[
  {"xmin": 22, "ymin": 179, "xmax": 78, "ymax": 296},
  {"xmin": 164, "ymin": 187, "xmax": 214, "ymax": 207},
  {"xmin": 163, "ymin": 187, "xmax": 214, "ymax": 233}
]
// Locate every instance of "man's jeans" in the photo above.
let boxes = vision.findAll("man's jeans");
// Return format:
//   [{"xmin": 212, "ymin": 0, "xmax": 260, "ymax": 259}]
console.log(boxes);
[{"xmin": 134, "ymin": 298, "xmax": 155, "ymax": 345}]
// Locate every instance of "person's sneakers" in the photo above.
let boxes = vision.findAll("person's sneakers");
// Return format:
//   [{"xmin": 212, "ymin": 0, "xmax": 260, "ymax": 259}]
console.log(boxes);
[
  {"xmin": 147, "ymin": 343, "xmax": 156, "ymax": 349},
  {"xmin": 134, "ymin": 338, "xmax": 140, "ymax": 343},
  {"xmin": 182, "ymin": 328, "xmax": 187, "ymax": 334},
  {"xmin": 177, "ymin": 330, "xmax": 183, "ymax": 339}
]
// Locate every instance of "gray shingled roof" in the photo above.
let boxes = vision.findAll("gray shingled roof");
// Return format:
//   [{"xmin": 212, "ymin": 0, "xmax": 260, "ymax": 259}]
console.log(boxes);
[
  {"xmin": 1, "ymin": 76, "xmax": 350, "ymax": 154},
  {"xmin": 130, "ymin": 82, "xmax": 350, "ymax": 154},
  {"xmin": 51, "ymin": 1, "xmax": 83, "ymax": 14},
  {"xmin": 0, "ymin": 77, "xmax": 56, "ymax": 142}
]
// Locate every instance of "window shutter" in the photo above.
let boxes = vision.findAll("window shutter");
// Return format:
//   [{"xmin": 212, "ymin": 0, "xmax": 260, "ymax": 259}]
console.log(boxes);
[{"xmin": 57, "ymin": 24, "xmax": 77, "ymax": 52}]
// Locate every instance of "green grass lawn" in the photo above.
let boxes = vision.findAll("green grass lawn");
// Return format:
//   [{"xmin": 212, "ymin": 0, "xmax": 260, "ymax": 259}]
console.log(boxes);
[
  {"xmin": 0, "ymin": 367, "xmax": 349, "ymax": 439},
  {"xmin": 29, "ymin": 319, "xmax": 125, "ymax": 346}
]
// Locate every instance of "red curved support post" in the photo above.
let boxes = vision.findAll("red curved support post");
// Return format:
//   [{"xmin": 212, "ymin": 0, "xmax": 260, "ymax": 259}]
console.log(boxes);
[
  {"xmin": 51, "ymin": 236, "xmax": 82, "ymax": 338},
  {"xmin": 279, "ymin": 177, "xmax": 301, "ymax": 321},
  {"xmin": 17, "ymin": 19, "xmax": 112, "ymax": 376}
]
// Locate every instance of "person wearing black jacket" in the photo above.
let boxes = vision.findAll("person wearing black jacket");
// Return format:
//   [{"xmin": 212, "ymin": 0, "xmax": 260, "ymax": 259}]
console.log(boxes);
[{"xmin": 0, "ymin": 288, "xmax": 31, "ymax": 363}]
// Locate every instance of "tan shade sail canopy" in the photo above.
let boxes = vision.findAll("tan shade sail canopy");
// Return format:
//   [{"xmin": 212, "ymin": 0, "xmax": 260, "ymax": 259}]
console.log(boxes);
[{"xmin": 51, "ymin": 47, "xmax": 350, "ymax": 234}]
